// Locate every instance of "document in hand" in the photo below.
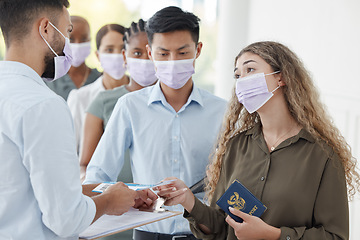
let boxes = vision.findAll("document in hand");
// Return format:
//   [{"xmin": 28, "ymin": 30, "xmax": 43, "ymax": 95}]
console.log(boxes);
[
  {"xmin": 216, "ymin": 179, "xmax": 267, "ymax": 222},
  {"xmin": 92, "ymin": 179, "xmax": 177, "ymax": 193},
  {"xmin": 79, "ymin": 208, "xmax": 182, "ymax": 240}
]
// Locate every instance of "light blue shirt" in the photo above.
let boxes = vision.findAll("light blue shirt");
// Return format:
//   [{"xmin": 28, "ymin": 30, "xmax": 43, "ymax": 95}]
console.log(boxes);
[
  {"xmin": 84, "ymin": 81, "xmax": 227, "ymax": 234},
  {"xmin": 0, "ymin": 61, "xmax": 96, "ymax": 239}
]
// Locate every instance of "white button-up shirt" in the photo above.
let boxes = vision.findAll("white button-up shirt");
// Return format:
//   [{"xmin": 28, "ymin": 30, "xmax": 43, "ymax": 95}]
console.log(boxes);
[
  {"xmin": 84, "ymin": 81, "xmax": 227, "ymax": 234},
  {"xmin": 0, "ymin": 61, "xmax": 96, "ymax": 239}
]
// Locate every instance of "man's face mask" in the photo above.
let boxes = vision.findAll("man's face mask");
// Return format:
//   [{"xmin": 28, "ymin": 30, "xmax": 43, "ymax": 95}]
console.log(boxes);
[
  {"xmin": 40, "ymin": 22, "xmax": 73, "ymax": 81},
  {"xmin": 153, "ymin": 55, "xmax": 196, "ymax": 90}
]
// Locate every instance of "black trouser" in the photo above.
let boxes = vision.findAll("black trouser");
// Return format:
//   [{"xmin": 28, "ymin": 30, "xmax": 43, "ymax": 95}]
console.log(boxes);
[{"xmin": 134, "ymin": 229, "xmax": 200, "ymax": 240}]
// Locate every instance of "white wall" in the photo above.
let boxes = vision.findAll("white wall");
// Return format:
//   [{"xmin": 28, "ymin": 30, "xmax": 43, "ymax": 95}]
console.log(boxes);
[
  {"xmin": 215, "ymin": 0, "xmax": 360, "ymax": 238},
  {"xmin": 246, "ymin": 0, "xmax": 360, "ymax": 97}
]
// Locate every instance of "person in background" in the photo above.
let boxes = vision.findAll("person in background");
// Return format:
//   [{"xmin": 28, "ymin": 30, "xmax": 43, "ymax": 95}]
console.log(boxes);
[
  {"xmin": 0, "ymin": 1, "xmax": 155, "ymax": 239},
  {"xmin": 83, "ymin": 6, "xmax": 227, "ymax": 240},
  {"xmin": 80, "ymin": 19, "xmax": 156, "ymax": 240},
  {"xmin": 68, "ymin": 23, "xmax": 127, "ymax": 154},
  {"xmin": 45, "ymin": 15, "xmax": 101, "ymax": 100},
  {"xmin": 155, "ymin": 41, "xmax": 360, "ymax": 240},
  {"xmin": 79, "ymin": 19, "xmax": 156, "ymax": 182}
]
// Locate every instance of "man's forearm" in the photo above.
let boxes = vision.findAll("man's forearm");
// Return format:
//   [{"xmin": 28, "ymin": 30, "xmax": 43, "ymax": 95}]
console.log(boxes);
[{"xmin": 82, "ymin": 184, "xmax": 101, "ymax": 197}]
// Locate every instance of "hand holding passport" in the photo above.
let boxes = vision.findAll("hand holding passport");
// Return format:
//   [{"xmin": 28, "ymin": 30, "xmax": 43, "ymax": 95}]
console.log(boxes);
[{"xmin": 216, "ymin": 179, "xmax": 267, "ymax": 222}]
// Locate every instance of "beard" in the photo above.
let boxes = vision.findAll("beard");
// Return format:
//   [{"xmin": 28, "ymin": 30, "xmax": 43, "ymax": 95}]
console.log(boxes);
[{"xmin": 41, "ymin": 36, "xmax": 65, "ymax": 79}]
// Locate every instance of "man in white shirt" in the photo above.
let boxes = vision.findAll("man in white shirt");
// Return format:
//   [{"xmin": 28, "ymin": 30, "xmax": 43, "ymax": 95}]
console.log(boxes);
[
  {"xmin": 46, "ymin": 16, "xmax": 101, "ymax": 101},
  {"xmin": 0, "ymin": 1, "xmax": 155, "ymax": 239}
]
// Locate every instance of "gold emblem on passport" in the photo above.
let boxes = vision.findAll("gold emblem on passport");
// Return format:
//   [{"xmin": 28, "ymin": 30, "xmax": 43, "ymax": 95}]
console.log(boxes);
[{"xmin": 227, "ymin": 192, "xmax": 246, "ymax": 210}]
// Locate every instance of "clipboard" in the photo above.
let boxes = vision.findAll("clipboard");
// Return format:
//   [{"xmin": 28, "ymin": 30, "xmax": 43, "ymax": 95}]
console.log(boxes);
[{"xmin": 79, "ymin": 209, "xmax": 182, "ymax": 240}]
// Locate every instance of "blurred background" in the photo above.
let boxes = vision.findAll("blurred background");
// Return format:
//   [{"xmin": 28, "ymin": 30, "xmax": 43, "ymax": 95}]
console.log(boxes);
[{"xmin": 1, "ymin": 0, "xmax": 360, "ymax": 238}]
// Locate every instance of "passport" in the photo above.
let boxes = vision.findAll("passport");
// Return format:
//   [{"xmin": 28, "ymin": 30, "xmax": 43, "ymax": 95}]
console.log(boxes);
[{"xmin": 216, "ymin": 179, "xmax": 267, "ymax": 222}]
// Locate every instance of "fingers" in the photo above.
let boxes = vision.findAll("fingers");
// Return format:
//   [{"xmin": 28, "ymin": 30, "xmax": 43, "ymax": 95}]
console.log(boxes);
[
  {"xmin": 106, "ymin": 182, "xmax": 128, "ymax": 192},
  {"xmin": 225, "ymin": 215, "xmax": 238, "ymax": 228},
  {"xmin": 158, "ymin": 187, "xmax": 187, "ymax": 200},
  {"xmin": 153, "ymin": 177, "xmax": 186, "ymax": 192},
  {"xmin": 146, "ymin": 189, "xmax": 159, "ymax": 201},
  {"xmin": 156, "ymin": 186, "xmax": 177, "ymax": 196},
  {"xmin": 136, "ymin": 189, "xmax": 157, "ymax": 206},
  {"xmin": 229, "ymin": 207, "xmax": 248, "ymax": 219}
]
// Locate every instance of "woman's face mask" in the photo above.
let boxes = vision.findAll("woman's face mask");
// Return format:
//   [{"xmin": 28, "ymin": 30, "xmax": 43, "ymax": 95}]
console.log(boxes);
[
  {"xmin": 235, "ymin": 71, "xmax": 281, "ymax": 113},
  {"xmin": 99, "ymin": 53, "xmax": 126, "ymax": 80},
  {"xmin": 126, "ymin": 57, "xmax": 157, "ymax": 86}
]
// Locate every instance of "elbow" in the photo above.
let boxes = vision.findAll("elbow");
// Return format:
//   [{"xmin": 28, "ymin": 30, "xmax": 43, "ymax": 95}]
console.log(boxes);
[
  {"xmin": 46, "ymin": 213, "xmax": 91, "ymax": 238},
  {"xmin": 48, "ymin": 221, "xmax": 81, "ymax": 238}
]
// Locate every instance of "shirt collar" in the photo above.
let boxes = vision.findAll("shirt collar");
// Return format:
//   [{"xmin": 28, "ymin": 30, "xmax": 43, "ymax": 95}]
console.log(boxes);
[
  {"xmin": 0, "ymin": 61, "xmax": 47, "ymax": 87},
  {"xmin": 147, "ymin": 81, "xmax": 204, "ymax": 108},
  {"xmin": 245, "ymin": 121, "xmax": 315, "ymax": 143}
]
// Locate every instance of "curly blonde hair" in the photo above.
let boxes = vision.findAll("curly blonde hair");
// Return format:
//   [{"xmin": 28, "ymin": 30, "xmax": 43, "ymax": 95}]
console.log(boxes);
[{"xmin": 206, "ymin": 41, "xmax": 360, "ymax": 201}]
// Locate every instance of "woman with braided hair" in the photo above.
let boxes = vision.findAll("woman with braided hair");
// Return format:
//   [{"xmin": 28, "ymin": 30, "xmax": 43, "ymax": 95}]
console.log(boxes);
[
  {"xmin": 80, "ymin": 19, "xmax": 156, "ymax": 182},
  {"xmin": 155, "ymin": 41, "xmax": 360, "ymax": 240}
]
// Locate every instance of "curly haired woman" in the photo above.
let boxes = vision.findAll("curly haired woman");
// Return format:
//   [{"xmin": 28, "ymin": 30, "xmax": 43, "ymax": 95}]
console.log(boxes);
[{"xmin": 155, "ymin": 41, "xmax": 360, "ymax": 240}]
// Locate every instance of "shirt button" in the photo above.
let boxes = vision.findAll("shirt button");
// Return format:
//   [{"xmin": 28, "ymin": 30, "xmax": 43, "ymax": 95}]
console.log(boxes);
[
  {"xmin": 260, "ymin": 177, "xmax": 265, "ymax": 181},
  {"xmin": 174, "ymin": 136, "xmax": 178, "ymax": 140},
  {"xmin": 175, "ymin": 114, "xmax": 179, "ymax": 118},
  {"xmin": 174, "ymin": 159, "xmax": 178, "ymax": 163}
]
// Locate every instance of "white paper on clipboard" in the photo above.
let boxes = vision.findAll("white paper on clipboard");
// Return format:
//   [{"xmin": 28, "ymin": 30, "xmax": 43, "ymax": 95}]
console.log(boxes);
[{"xmin": 79, "ymin": 208, "xmax": 182, "ymax": 240}]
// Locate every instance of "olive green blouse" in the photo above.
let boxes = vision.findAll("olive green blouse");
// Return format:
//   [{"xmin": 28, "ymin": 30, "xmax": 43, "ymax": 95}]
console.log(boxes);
[{"xmin": 185, "ymin": 123, "xmax": 349, "ymax": 240}]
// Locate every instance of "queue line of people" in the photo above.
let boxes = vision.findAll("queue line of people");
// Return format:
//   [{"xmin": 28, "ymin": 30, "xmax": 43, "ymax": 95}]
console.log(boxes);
[{"xmin": 1, "ymin": 1, "xmax": 359, "ymax": 240}]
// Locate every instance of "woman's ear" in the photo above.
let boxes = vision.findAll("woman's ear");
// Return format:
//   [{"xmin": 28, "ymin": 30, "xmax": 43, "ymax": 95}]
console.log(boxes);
[
  {"xmin": 275, "ymin": 72, "xmax": 286, "ymax": 86},
  {"xmin": 279, "ymin": 80, "xmax": 286, "ymax": 87},
  {"xmin": 146, "ymin": 44, "xmax": 153, "ymax": 61},
  {"xmin": 122, "ymin": 49, "xmax": 127, "ymax": 67}
]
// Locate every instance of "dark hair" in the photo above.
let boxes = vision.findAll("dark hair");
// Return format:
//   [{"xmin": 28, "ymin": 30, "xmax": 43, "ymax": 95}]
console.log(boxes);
[
  {"xmin": 95, "ymin": 24, "xmax": 126, "ymax": 50},
  {"xmin": 0, "ymin": 0, "xmax": 70, "ymax": 46},
  {"xmin": 145, "ymin": 6, "xmax": 200, "ymax": 46},
  {"xmin": 123, "ymin": 19, "xmax": 146, "ymax": 49}
]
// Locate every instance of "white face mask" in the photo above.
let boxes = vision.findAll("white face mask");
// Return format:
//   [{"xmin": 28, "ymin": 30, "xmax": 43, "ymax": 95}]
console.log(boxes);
[
  {"xmin": 153, "ymin": 56, "xmax": 196, "ymax": 89},
  {"xmin": 69, "ymin": 42, "xmax": 91, "ymax": 67},
  {"xmin": 126, "ymin": 57, "xmax": 157, "ymax": 86},
  {"xmin": 39, "ymin": 22, "xmax": 73, "ymax": 82},
  {"xmin": 235, "ymin": 71, "xmax": 280, "ymax": 113},
  {"xmin": 99, "ymin": 53, "xmax": 126, "ymax": 80}
]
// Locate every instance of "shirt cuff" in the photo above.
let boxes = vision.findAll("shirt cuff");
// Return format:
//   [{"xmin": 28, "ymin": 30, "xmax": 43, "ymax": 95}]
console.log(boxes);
[
  {"xmin": 79, "ymin": 195, "xmax": 97, "ymax": 233},
  {"xmin": 280, "ymin": 226, "xmax": 306, "ymax": 240},
  {"xmin": 184, "ymin": 197, "xmax": 205, "ymax": 220},
  {"xmin": 183, "ymin": 197, "xmax": 218, "ymax": 239}
]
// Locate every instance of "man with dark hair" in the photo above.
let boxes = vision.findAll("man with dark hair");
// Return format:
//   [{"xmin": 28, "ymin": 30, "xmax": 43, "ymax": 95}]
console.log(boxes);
[
  {"xmin": 0, "ymin": 1, "xmax": 155, "ymax": 239},
  {"xmin": 46, "ymin": 15, "xmax": 101, "ymax": 100},
  {"xmin": 84, "ymin": 6, "xmax": 227, "ymax": 240},
  {"xmin": 145, "ymin": 6, "xmax": 200, "ymax": 45}
]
